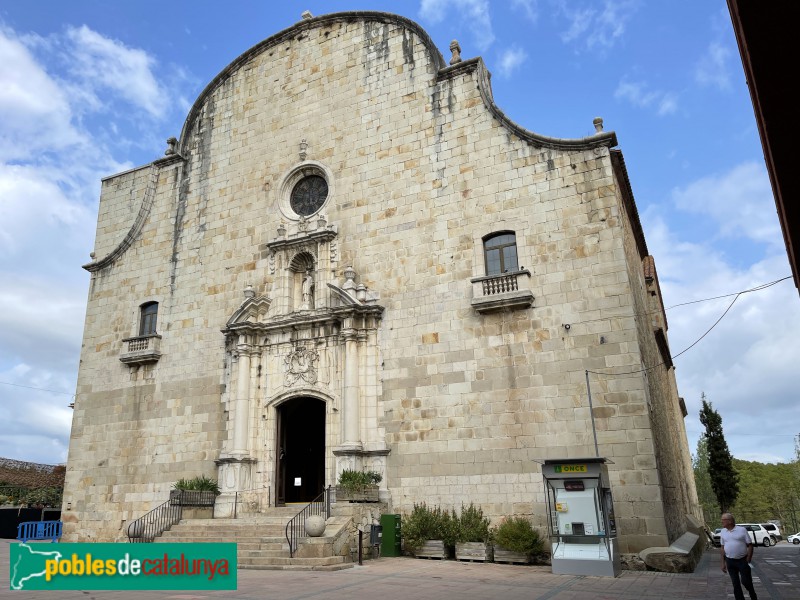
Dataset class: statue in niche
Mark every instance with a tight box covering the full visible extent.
[300,269,314,310]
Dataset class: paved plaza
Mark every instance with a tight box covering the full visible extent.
[2,539,799,599]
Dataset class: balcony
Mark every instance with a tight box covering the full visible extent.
[120,334,162,365]
[470,269,534,314]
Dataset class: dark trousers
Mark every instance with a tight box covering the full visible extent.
[726,556,758,600]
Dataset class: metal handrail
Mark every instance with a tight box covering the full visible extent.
[125,490,215,543]
[285,486,331,558]
[127,497,181,543]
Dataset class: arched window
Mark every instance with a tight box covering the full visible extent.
[483,232,519,276]
[139,302,158,336]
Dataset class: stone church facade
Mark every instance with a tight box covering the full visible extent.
[63,11,700,553]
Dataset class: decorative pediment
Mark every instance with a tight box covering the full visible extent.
[327,283,359,307]
[226,295,272,327]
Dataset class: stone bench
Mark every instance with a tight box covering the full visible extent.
[640,532,701,573]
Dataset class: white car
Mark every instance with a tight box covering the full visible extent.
[788,532,800,545]
[762,522,782,542]
[739,523,775,547]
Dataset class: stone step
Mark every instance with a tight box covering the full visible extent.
[238,555,350,569]
[164,525,286,541]
[154,509,353,571]
[158,538,289,551]
[238,549,294,559]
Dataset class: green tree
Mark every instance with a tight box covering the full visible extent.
[699,394,739,513]
[692,437,720,524]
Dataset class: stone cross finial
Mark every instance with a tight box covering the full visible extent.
[299,138,308,161]
[449,40,462,65]
[593,117,604,133]
[165,137,177,155]
[301,10,313,20]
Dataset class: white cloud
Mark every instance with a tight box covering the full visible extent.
[615,79,678,116]
[670,162,781,247]
[511,0,539,23]
[640,164,799,464]
[418,0,495,52]
[557,0,639,51]
[497,46,528,78]
[0,21,183,464]
[0,26,85,161]
[65,25,166,119]
[695,41,732,91]
[419,0,449,23]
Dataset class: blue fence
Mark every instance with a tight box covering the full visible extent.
[17,520,62,543]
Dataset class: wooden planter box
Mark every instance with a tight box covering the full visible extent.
[334,485,379,503]
[415,539,449,559]
[493,546,531,565]
[455,541,493,562]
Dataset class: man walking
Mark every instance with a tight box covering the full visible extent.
[720,513,758,600]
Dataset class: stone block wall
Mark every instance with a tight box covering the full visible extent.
[63,12,697,551]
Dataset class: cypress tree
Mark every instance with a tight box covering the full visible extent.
[692,437,720,523]
[699,394,739,513]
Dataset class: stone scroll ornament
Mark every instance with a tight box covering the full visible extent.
[284,347,319,386]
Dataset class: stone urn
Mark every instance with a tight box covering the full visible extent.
[305,515,326,537]
[127,520,144,539]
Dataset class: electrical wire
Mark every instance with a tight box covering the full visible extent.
[575,275,791,327]
[0,381,75,397]
[587,275,788,377]
[665,276,791,310]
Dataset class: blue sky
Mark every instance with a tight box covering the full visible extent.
[1,0,797,467]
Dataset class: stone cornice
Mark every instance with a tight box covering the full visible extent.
[177,11,446,155]
[221,304,384,337]
[84,164,160,273]
[610,149,648,259]
[176,11,615,156]
[439,57,618,151]
[265,228,337,253]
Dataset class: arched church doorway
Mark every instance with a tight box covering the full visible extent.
[275,397,326,505]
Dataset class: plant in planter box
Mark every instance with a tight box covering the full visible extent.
[336,469,382,502]
[454,503,492,561]
[171,475,221,506]
[492,516,544,564]
[402,503,457,558]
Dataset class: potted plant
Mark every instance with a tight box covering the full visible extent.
[335,469,381,502]
[170,475,221,506]
[403,503,457,559]
[492,516,544,564]
[455,503,493,562]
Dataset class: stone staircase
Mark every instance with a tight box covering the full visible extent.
[157,506,355,571]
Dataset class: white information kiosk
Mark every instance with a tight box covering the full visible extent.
[542,457,621,577]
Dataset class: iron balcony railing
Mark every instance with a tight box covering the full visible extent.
[285,486,332,558]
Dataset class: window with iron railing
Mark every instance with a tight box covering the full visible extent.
[471,231,534,314]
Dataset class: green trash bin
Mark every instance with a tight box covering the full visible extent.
[380,513,402,557]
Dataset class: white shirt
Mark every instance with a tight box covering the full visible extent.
[720,525,751,559]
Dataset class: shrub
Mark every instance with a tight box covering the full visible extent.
[402,503,459,551]
[455,503,490,543]
[173,475,221,495]
[492,516,544,557]
[337,469,382,493]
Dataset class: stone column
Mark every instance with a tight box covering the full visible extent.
[232,335,252,455]
[341,326,361,450]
